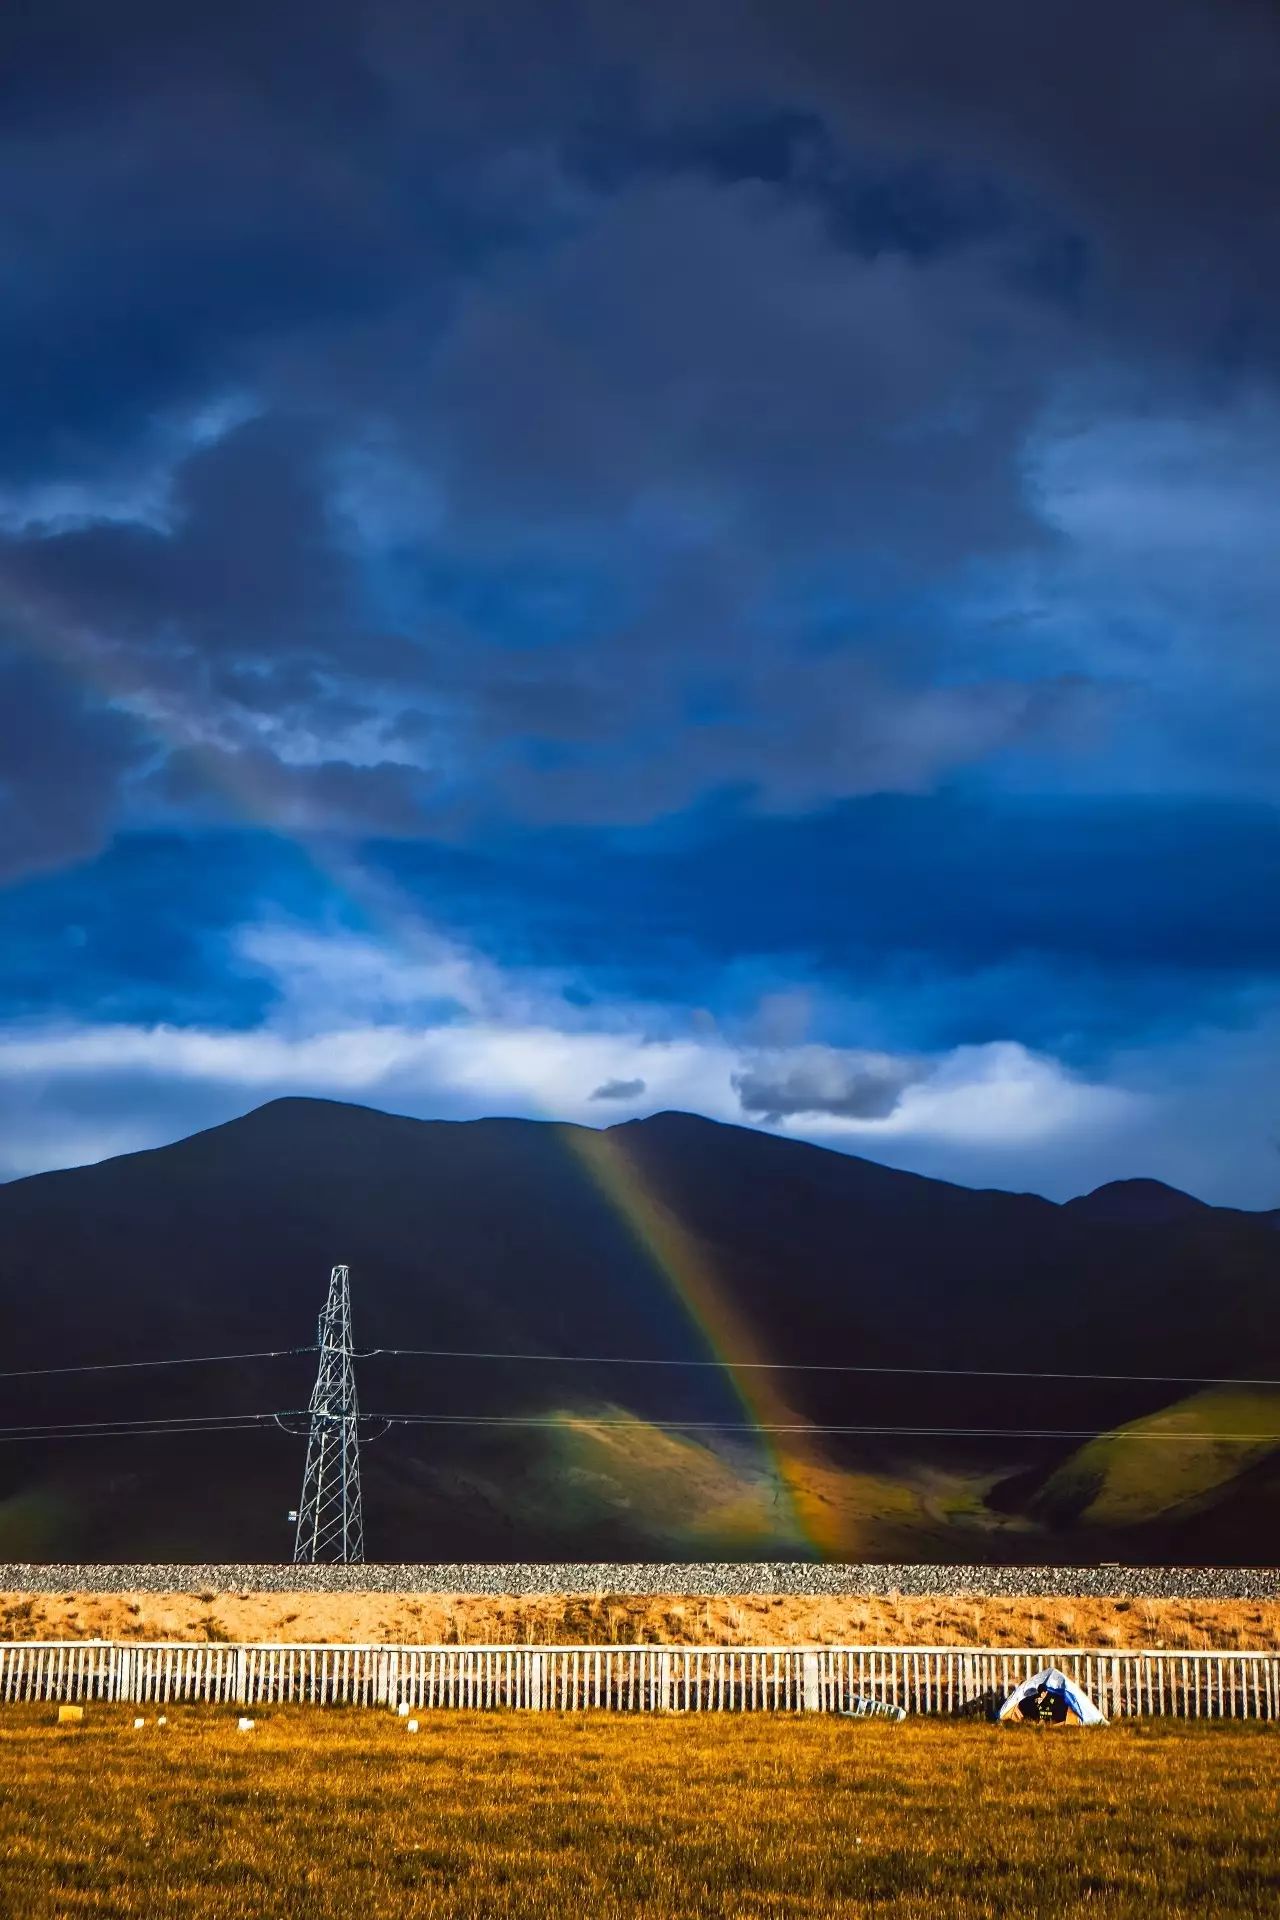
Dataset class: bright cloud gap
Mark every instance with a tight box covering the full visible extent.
[0,921,1137,1193]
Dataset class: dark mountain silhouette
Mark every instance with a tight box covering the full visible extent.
[0,1099,1277,1563]
[1062,1177,1214,1225]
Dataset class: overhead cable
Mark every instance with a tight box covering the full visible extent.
[0,1412,292,1444]
[0,1346,315,1382]
[6,1341,1276,1392]
[370,1412,1280,1442]
[359,1345,1280,1390]
[3,1406,1272,1445]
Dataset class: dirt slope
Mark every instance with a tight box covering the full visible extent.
[4,1589,1278,1649]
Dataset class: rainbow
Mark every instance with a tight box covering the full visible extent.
[565,1125,854,1558]
[7,563,851,1556]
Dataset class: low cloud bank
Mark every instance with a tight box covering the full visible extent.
[0,918,1167,1199]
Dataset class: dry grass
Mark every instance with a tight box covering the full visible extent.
[1,1705,1276,1918]
[3,1588,1280,1649]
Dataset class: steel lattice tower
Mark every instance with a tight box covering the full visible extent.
[293,1263,365,1564]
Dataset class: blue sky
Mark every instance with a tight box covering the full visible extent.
[2,0,1280,1202]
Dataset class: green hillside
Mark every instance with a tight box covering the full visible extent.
[1028,1387,1280,1530]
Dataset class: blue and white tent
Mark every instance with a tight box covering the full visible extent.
[998,1666,1106,1725]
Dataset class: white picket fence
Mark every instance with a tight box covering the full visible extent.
[2,1641,1279,1718]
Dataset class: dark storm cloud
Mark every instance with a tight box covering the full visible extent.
[1,795,1276,1068]
[0,302,1105,835]
[1,0,1278,856]
[3,0,1276,514]
[368,793,1280,1055]
[420,175,1054,556]
[589,1076,647,1102]
[154,745,437,839]
[0,656,149,881]
[0,0,1267,434]
[1,416,350,653]
[588,0,1280,374]
[477,663,1109,827]
[0,2,403,483]
[0,415,446,845]
[733,1048,925,1123]
[627,795,1280,984]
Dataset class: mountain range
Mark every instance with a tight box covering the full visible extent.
[1,1098,1277,1563]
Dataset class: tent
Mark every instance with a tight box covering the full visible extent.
[998,1667,1106,1726]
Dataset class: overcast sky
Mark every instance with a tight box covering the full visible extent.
[2,0,1280,1202]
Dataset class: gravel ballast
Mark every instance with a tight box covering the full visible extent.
[3,1563,1278,1599]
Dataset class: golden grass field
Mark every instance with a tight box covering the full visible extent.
[0,1705,1276,1919]
[3,1587,1279,1649]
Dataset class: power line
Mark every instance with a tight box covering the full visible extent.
[0,1412,288,1445]
[0,1411,292,1434]
[2,1404,1274,1446]
[371,1413,1280,1442]
[3,1340,1276,1393]
[359,1345,1280,1391]
[0,1346,315,1382]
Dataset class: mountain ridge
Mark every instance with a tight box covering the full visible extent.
[8,1093,1270,1219]
[1,1097,1277,1562]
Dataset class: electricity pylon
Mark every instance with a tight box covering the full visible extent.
[293,1263,365,1563]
